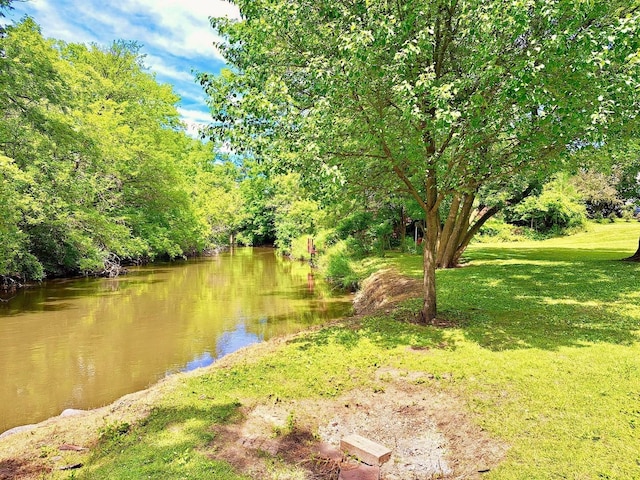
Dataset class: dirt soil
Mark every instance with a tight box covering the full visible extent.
[0,269,507,479]
[211,373,507,479]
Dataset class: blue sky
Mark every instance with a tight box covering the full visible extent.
[7,0,240,134]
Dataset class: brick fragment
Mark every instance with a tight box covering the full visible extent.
[340,434,391,466]
[338,462,380,480]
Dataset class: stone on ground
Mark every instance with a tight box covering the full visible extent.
[341,433,391,465]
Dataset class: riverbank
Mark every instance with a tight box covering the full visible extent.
[0,335,309,479]
[0,300,506,480]
[0,273,507,480]
[0,248,351,435]
[1,222,640,479]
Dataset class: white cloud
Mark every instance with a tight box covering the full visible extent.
[177,107,212,124]
[9,0,235,135]
[16,0,240,61]
[176,89,208,107]
[119,0,240,23]
[11,0,99,44]
[178,107,212,137]
[145,54,195,83]
[116,0,240,60]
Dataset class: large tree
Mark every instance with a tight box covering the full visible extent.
[201,0,640,322]
[1,20,211,281]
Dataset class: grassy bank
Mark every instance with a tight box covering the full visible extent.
[3,221,640,479]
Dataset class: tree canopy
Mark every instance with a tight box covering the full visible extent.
[0,19,215,283]
[201,0,640,322]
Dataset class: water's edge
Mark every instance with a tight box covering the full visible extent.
[0,317,349,440]
[0,249,351,433]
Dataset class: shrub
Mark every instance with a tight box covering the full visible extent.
[509,174,587,233]
[477,217,522,242]
[325,253,359,291]
[571,170,622,219]
[401,238,419,254]
[274,199,323,254]
[319,241,359,291]
[289,229,334,261]
[335,211,374,240]
[333,211,397,258]
[621,205,638,222]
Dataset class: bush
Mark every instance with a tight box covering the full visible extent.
[509,174,587,233]
[335,211,374,240]
[16,252,44,281]
[319,241,359,291]
[401,238,420,254]
[325,253,359,291]
[620,205,635,222]
[372,220,393,255]
[289,229,333,261]
[274,199,323,254]
[477,218,522,242]
[571,170,622,219]
[344,236,369,259]
[333,211,396,258]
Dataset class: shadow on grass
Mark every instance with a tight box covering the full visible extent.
[290,312,455,352]
[441,247,640,351]
[294,246,639,354]
[467,246,635,263]
[81,402,247,480]
[0,458,46,480]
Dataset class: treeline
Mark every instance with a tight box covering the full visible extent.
[0,19,227,284]
[197,0,640,317]
[3,9,639,292]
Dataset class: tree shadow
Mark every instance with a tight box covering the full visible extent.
[289,313,455,352]
[0,458,47,480]
[82,402,246,479]
[442,247,640,351]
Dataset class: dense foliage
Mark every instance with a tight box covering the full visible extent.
[0,19,214,283]
[509,173,587,232]
[4,5,639,299]
[202,0,640,321]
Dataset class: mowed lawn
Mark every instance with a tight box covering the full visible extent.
[379,221,640,478]
[79,222,640,479]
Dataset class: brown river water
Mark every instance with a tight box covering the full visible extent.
[0,248,351,434]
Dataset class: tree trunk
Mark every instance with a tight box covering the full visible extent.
[399,206,406,251]
[437,184,538,269]
[435,193,461,267]
[623,236,640,262]
[420,208,438,324]
[419,170,439,324]
[438,193,475,268]
[451,204,500,265]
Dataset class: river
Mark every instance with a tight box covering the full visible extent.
[0,248,351,434]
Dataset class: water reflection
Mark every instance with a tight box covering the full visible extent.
[183,352,214,372]
[0,248,351,434]
[215,323,262,362]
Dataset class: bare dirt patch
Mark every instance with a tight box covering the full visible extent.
[204,265,493,480]
[0,458,47,480]
[210,372,507,479]
[0,350,506,480]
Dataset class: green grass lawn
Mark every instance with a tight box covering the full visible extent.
[78,221,640,479]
